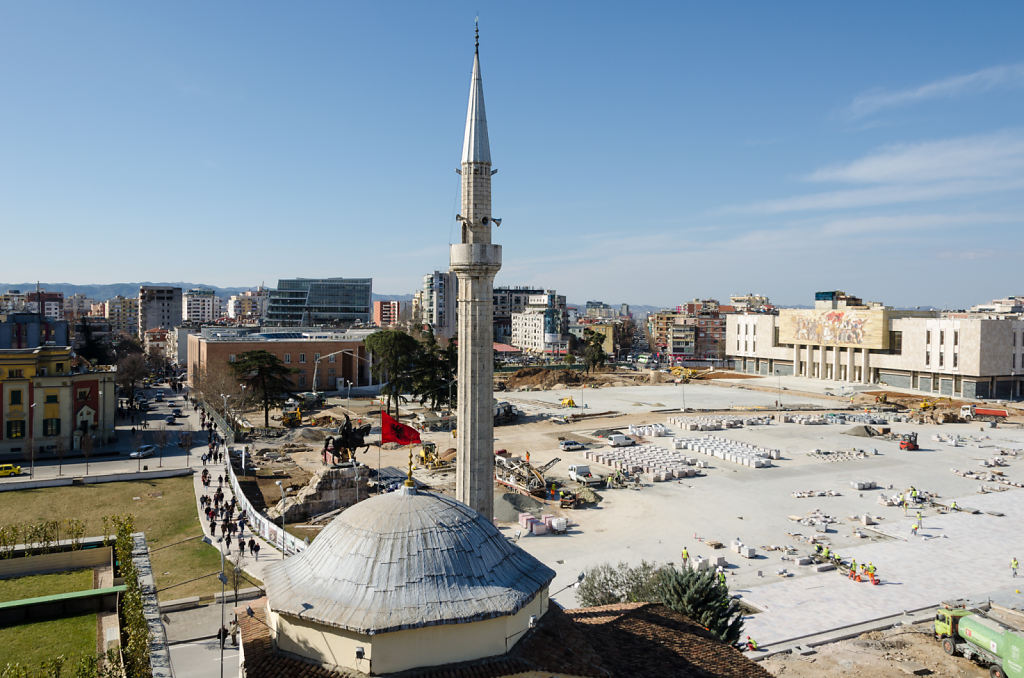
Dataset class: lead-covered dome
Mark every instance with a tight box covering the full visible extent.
[263,486,555,635]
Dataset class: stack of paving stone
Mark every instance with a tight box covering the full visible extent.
[584,445,703,481]
[666,415,773,431]
[628,423,667,437]
[671,435,780,468]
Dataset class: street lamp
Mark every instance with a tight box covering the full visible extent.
[275,479,287,551]
[28,402,36,479]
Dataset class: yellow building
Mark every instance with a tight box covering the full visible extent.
[0,347,115,460]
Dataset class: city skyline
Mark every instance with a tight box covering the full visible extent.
[2,3,1022,307]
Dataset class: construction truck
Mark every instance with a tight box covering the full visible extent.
[494,401,521,424]
[281,408,302,427]
[935,603,1024,677]
[568,464,605,488]
[899,433,919,451]
[961,404,1010,422]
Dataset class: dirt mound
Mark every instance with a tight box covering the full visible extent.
[280,427,329,443]
[493,492,544,522]
[575,486,603,505]
[846,425,877,438]
[505,367,587,389]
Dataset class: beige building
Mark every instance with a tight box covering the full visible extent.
[727,291,1024,399]
[0,346,116,459]
[103,296,138,336]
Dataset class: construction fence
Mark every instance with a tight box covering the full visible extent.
[225,449,307,557]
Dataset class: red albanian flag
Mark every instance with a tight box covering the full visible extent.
[381,410,421,445]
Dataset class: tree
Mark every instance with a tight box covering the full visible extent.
[657,566,744,644]
[77,323,113,365]
[230,350,294,428]
[116,354,148,395]
[563,353,577,366]
[364,330,420,416]
[577,561,665,608]
[582,329,608,374]
[411,331,457,411]
[576,562,743,645]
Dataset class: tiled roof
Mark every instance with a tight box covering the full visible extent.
[238,599,769,678]
[564,602,773,678]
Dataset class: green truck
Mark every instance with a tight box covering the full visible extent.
[935,604,1024,678]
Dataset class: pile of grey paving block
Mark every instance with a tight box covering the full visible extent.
[666,415,773,430]
[584,445,704,481]
[671,435,781,468]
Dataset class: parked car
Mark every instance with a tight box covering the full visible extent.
[171,408,182,417]
[130,445,156,459]
[154,393,164,402]
[559,440,586,451]
[165,415,177,424]
[0,463,22,477]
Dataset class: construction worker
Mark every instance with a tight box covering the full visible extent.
[850,559,857,574]
[745,636,759,651]
[911,523,919,536]
[718,571,727,586]
[950,500,958,511]
[1012,557,1019,578]
[681,547,690,568]
[911,487,918,503]
[916,510,923,527]
[822,546,830,559]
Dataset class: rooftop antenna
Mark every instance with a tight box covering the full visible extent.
[475,16,479,53]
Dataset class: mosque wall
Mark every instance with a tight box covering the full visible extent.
[270,588,549,675]
[370,588,549,674]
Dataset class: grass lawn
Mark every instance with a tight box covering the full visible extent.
[0,569,94,603]
[0,477,257,601]
[0,612,96,665]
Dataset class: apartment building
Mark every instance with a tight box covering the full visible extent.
[138,286,183,335]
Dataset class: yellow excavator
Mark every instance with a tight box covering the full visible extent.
[419,442,456,469]
[281,408,302,427]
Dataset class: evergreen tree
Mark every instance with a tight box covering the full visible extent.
[657,566,744,643]
[230,350,294,428]
[364,330,420,416]
[582,328,608,374]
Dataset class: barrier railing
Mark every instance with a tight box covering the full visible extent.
[225,451,307,557]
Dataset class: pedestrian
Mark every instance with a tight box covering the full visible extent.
[254,542,260,560]
[218,475,223,488]
[1013,557,1019,578]
[210,520,217,536]
[225,534,232,552]
[217,626,228,649]
[248,538,256,556]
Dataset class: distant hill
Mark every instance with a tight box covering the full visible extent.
[0,283,417,302]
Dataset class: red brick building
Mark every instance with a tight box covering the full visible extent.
[188,329,377,393]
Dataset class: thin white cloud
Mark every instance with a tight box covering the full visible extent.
[727,177,1024,215]
[847,63,1024,119]
[719,131,1024,215]
[807,132,1024,184]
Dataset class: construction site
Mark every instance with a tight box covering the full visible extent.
[228,367,1024,677]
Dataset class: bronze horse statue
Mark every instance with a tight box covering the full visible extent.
[322,415,372,465]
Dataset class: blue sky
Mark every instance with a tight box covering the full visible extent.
[1,2,1022,308]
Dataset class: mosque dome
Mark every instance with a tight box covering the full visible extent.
[263,486,556,636]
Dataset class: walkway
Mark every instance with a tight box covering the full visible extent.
[189,453,283,585]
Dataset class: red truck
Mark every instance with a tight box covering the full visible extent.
[960,405,1009,422]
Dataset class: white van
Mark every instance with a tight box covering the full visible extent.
[607,434,635,447]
